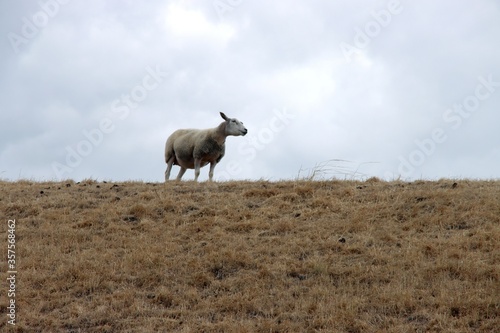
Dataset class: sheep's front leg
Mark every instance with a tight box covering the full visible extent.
[194,159,202,182]
[208,162,217,181]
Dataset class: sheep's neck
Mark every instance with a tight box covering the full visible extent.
[211,122,227,145]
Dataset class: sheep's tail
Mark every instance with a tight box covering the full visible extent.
[165,137,174,164]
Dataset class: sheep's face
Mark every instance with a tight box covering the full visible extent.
[226,118,248,136]
[221,112,248,136]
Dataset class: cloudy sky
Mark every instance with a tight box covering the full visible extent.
[1,0,499,182]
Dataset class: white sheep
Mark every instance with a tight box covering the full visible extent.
[165,112,248,181]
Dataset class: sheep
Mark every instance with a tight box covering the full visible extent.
[165,112,248,182]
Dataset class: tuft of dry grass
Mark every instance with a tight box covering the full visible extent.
[0,179,499,332]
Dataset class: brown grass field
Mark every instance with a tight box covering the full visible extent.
[1,179,499,332]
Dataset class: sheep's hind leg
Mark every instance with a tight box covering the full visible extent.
[165,156,175,181]
[176,167,187,181]
[194,159,202,182]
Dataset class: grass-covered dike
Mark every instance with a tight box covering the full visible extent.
[1,179,499,332]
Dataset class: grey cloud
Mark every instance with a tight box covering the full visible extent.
[1,0,499,181]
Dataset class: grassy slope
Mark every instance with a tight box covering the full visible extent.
[0,179,499,332]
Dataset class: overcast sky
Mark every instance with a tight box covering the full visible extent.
[1,0,499,182]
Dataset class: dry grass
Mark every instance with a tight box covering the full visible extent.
[0,179,499,332]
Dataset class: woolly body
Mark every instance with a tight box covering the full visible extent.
[165,113,247,181]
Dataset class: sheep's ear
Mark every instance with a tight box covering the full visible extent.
[220,112,229,121]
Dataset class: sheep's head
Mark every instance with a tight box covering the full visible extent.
[220,112,248,136]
